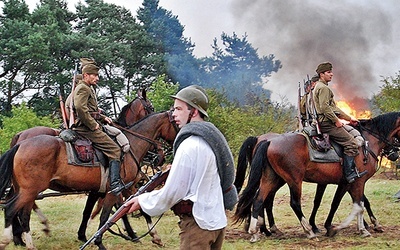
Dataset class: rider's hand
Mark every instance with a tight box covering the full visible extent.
[104,117,112,124]
[335,120,343,128]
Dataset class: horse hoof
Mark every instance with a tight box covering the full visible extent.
[327,226,338,237]
[249,233,261,243]
[270,225,284,236]
[78,235,87,243]
[360,229,371,237]
[374,226,384,233]
[151,238,164,246]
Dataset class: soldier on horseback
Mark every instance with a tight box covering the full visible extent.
[71,61,127,195]
[312,62,367,183]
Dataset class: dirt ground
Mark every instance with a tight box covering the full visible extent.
[224,171,400,249]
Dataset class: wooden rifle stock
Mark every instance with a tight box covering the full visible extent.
[58,88,68,129]
[68,63,78,128]
[80,168,170,250]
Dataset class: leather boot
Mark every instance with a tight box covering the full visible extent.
[108,160,125,195]
[342,155,368,183]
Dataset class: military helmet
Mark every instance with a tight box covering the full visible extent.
[171,85,209,118]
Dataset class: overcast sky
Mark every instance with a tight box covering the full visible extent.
[19,0,400,108]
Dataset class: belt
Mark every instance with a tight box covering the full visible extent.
[171,200,193,217]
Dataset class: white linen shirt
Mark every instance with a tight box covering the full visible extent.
[138,135,227,230]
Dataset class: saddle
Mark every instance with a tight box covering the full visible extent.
[301,124,364,163]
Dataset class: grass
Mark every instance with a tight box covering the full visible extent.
[1,175,399,249]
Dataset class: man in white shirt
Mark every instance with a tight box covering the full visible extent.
[125,85,236,249]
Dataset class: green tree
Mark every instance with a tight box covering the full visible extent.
[201,32,282,105]
[75,0,156,117]
[137,0,202,87]
[0,103,58,153]
[145,75,179,112]
[0,0,75,115]
[373,72,400,113]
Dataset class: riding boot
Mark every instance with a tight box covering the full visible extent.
[342,155,368,184]
[108,160,125,195]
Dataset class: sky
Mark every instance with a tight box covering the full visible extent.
[21,0,400,109]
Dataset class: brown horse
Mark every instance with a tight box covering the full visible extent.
[234,112,400,240]
[234,132,390,242]
[7,89,156,245]
[0,111,178,250]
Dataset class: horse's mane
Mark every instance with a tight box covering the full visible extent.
[126,111,165,129]
[359,112,400,138]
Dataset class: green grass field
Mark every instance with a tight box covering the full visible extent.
[1,174,399,249]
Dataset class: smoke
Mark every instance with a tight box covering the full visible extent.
[230,0,399,110]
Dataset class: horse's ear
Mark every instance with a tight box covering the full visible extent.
[137,89,143,98]
[142,89,147,100]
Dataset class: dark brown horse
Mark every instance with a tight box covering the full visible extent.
[7,89,156,245]
[234,112,400,240]
[234,133,388,242]
[0,111,177,250]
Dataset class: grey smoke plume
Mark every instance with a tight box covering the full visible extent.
[231,0,399,110]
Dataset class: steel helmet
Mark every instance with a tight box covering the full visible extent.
[171,85,209,118]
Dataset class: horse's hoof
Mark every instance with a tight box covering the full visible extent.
[312,227,321,234]
[13,236,25,246]
[327,226,338,237]
[270,225,284,236]
[151,238,164,246]
[78,235,87,243]
[249,233,261,243]
[360,229,371,237]
[260,225,272,236]
[374,225,384,233]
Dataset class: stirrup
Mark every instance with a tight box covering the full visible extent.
[108,181,134,195]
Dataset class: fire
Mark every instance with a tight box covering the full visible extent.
[336,101,371,119]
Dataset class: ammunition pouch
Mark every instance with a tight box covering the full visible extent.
[74,139,94,163]
[303,125,318,137]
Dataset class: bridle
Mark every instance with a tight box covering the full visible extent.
[135,96,154,116]
[357,123,400,163]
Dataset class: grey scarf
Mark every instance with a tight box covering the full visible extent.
[173,121,238,210]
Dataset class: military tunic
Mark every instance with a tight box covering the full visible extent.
[312,80,359,156]
[72,80,120,160]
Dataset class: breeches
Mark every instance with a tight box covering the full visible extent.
[178,215,225,250]
[73,126,121,160]
[319,122,359,156]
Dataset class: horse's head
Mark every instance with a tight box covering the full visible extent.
[359,112,400,157]
[158,110,179,145]
[115,90,154,127]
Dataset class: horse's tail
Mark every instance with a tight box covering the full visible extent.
[0,144,20,196]
[233,140,270,224]
[234,136,258,193]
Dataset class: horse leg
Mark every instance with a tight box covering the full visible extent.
[78,192,102,242]
[288,185,316,239]
[309,184,327,234]
[363,194,384,232]
[264,179,285,236]
[32,202,50,235]
[18,206,36,250]
[94,195,119,250]
[142,212,163,246]
[323,184,348,235]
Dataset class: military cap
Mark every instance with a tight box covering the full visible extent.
[80,58,96,68]
[311,74,319,82]
[316,62,332,74]
[82,64,99,75]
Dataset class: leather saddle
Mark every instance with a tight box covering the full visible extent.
[59,129,106,167]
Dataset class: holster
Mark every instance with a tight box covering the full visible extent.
[171,200,193,216]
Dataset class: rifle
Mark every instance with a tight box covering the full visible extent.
[68,63,79,128]
[58,88,68,129]
[308,75,322,135]
[297,82,303,131]
[80,168,170,250]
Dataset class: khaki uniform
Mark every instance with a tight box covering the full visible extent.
[312,80,359,156]
[72,80,120,160]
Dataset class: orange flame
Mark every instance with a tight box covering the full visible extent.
[336,101,371,119]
